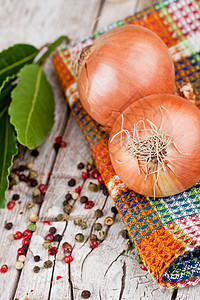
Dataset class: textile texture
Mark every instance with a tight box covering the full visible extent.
[52,0,200,289]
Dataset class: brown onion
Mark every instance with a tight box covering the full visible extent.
[109,94,200,197]
[78,24,176,128]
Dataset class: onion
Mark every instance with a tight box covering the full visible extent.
[77,24,176,128]
[109,94,200,197]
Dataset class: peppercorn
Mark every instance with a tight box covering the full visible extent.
[48,246,58,256]
[19,174,28,182]
[18,255,26,262]
[94,209,103,218]
[17,247,25,256]
[111,206,118,214]
[72,192,79,200]
[81,290,91,299]
[65,193,72,201]
[105,216,114,226]
[90,239,98,248]
[22,238,30,245]
[13,175,20,185]
[27,162,34,169]
[26,201,34,209]
[45,234,54,242]
[43,241,52,249]
[63,204,72,214]
[34,195,43,204]
[56,214,65,221]
[94,223,102,231]
[30,178,38,187]
[81,221,87,230]
[86,163,93,172]
[75,233,84,243]
[80,196,88,203]
[23,229,32,239]
[64,255,74,264]
[63,242,73,253]
[31,149,39,157]
[4,222,13,230]
[29,214,38,223]
[68,178,76,187]
[99,183,105,190]
[0,264,8,273]
[77,162,85,169]
[7,201,16,210]
[49,227,57,234]
[82,171,89,179]
[32,188,41,197]
[19,165,26,172]
[14,231,23,240]
[28,223,37,232]
[85,201,94,209]
[74,217,82,226]
[34,255,40,262]
[90,234,97,241]
[29,170,38,179]
[12,194,20,201]
[123,243,131,252]
[33,266,40,273]
[103,187,109,196]
[43,260,53,268]
[15,261,24,270]
[97,230,106,241]
[54,234,62,242]
[57,253,64,261]
[75,186,82,194]
[88,157,95,166]
[91,169,99,179]
[88,182,98,192]
[9,234,15,240]
[62,200,68,206]
[121,229,129,239]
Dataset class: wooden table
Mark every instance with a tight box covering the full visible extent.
[0,0,198,299]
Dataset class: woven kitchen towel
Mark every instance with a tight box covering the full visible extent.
[52,0,200,289]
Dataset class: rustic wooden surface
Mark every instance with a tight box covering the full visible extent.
[0,0,197,299]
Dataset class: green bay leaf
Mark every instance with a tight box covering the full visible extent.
[0,44,38,86]
[9,64,55,149]
[0,108,18,208]
[0,75,16,112]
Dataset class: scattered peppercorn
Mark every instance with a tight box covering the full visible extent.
[94,209,103,218]
[62,200,68,206]
[43,241,52,249]
[29,170,38,179]
[18,255,26,262]
[97,230,106,241]
[32,188,41,197]
[23,229,32,239]
[14,231,23,240]
[75,233,84,243]
[38,184,48,195]
[12,194,20,201]
[19,174,28,182]
[54,234,62,242]
[0,264,8,273]
[31,149,39,157]
[105,216,114,226]
[17,247,25,256]
[94,223,102,231]
[90,239,98,249]
[57,253,64,261]
[85,201,95,209]
[60,141,67,147]
[63,204,72,215]
[77,162,85,169]
[48,246,58,256]
[72,192,79,200]
[68,178,76,187]
[63,242,73,253]
[140,264,147,271]
[65,193,72,201]
[97,175,103,184]
[88,182,98,192]
[90,234,97,241]
[29,214,38,223]
[15,261,24,270]
[34,255,40,262]
[55,136,62,143]
[9,234,15,240]
[75,186,82,194]
[49,227,57,234]
[19,165,26,172]
[43,260,53,268]
[33,266,40,273]
[4,222,13,230]
[28,223,37,232]
[26,201,34,209]
[80,196,88,203]
[64,255,73,264]
[121,229,129,239]
[81,221,87,230]
[82,171,89,179]
[22,238,30,245]
[74,217,82,226]
[45,234,54,242]
[91,169,99,179]
[88,157,95,166]
[56,214,65,221]
[103,186,109,196]
[111,206,118,214]
[27,162,34,170]
[34,195,44,204]
[30,178,38,187]
[7,201,16,210]
[81,290,91,299]
[86,163,93,172]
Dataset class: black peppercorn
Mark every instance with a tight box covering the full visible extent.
[12,194,20,201]
[4,222,13,230]
[103,187,109,196]
[80,196,88,203]
[30,178,38,187]
[35,195,44,204]
[81,290,91,299]
[68,178,76,187]
[54,234,62,242]
[31,149,39,157]
[63,200,68,206]
[19,165,26,172]
[99,183,106,190]
[111,206,118,214]
[65,193,72,201]
[19,174,28,182]
[34,255,40,262]
[77,162,85,169]
[49,227,57,234]
[33,266,40,273]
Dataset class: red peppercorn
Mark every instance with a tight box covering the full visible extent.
[0,264,8,273]
[45,234,54,242]
[23,229,32,239]
[81,171,89,179]
[97,175,103,184]
[55,136,62,143]
[7,201,16,210]
[90,239,98,248]
[38,184,48,195]
[75,186,82,194]
[140,264,147,271]
[14,231,23,240]
[91,169,100,179]
[60,141,67,147]
[48,246,58,256]
[17,247,25,256]
[63,242,73,253]
[64,255,74,264]
[85,201,95,209]
[22,238,30,245]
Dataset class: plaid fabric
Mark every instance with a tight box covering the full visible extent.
[52,0,200,288]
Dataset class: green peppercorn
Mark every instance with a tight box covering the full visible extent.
[75,233,84,243]
[33,266,40,273]
[90,234,97,241]
[43,260,53,268]
[13,175,20,185]
[63,204,72,214]
[29,170,38,179]
[56,214,64,221]
[43,241,52,249]
[94,209,103,218]
[74,217,82,226]
[88,182,98,192]
[121,229,129,239]
[32,188,41,197]
[94,223,102,231]
[28,223,37,232]
[97,230,106,241]
[80,221,87,230]
[105,216,114,226]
